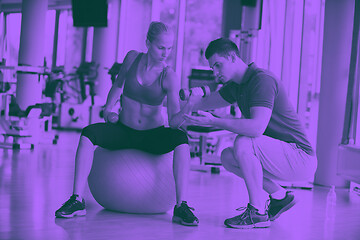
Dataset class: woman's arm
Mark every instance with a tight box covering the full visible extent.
[103,51,138,119]
[187,90,231,112]
[162,69,183,128]
[163,69,232,128]
[169,89,231,127]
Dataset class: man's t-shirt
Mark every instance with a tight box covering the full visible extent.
[219,63,314,155]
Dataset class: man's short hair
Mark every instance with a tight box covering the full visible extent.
[205,38,241,60]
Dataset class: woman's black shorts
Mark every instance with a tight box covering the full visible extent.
[81,121,188,155]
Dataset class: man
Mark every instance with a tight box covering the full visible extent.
[183,38,317,229]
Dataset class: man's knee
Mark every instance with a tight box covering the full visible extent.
[233,136,254,155]
[221,147,245,178]
[220,147,234,169]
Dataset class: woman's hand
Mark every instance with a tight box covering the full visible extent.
[103,110,119,123]
[184,110,218,127]
[186,90,203,109]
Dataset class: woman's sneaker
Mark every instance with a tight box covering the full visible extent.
[172,201,199,226]
[55,194,86,218]
[268,191,297,221]
[224,203,270,229]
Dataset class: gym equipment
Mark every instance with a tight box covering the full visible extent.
[179,86,211,101]
[45,62,99,129]
[88,148,176,214]
[104,112,119,123]
[188,68,217,91]
[0,100,56,149]
[108,62,122,85]
[59,103,90,129]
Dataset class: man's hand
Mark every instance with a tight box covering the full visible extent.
[184,110,218,127]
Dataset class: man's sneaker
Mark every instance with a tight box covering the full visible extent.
[224,203,270,229]
[55,194,86,218]
[172,201,199,226]
[268,191,297,221]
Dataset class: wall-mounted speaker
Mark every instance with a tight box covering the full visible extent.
[72,0,108,27]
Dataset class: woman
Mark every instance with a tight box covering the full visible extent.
[55,22,199,226]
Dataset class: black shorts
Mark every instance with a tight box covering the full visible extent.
[81,121,188,155]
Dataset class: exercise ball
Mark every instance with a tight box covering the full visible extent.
[88,148,176,214]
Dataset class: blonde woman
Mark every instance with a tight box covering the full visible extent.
[55,22,199,226]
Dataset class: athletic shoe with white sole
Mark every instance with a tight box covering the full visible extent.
[268,191,297,221]
[55,194,86,218]
[224,203,270,229]
[172,201,199,226]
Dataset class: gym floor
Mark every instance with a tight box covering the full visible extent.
[0,131,359,240]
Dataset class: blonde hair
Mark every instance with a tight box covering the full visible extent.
[146,21,170,43]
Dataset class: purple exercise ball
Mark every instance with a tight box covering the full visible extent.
[88,148,176,214]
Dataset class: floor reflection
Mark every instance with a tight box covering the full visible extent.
[0,132,360,240]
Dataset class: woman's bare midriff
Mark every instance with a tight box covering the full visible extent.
[119,95,164,130]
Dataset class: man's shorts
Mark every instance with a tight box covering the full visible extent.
[250,135,317,182]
